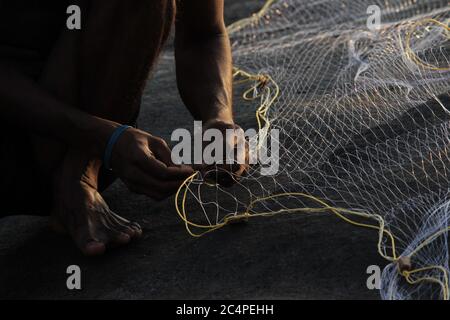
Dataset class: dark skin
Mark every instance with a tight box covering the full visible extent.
[0,0,247,256]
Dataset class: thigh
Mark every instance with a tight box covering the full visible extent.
[77,0,175,121]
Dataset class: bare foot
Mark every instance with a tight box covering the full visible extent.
[51,180,142,256]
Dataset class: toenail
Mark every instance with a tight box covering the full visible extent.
[118,233,131,243]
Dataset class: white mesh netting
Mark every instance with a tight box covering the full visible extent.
[175,0,450,299]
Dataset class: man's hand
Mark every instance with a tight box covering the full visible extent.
[199,119,249,187]
[111,128,194,200]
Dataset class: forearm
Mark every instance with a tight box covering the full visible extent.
[0,64,118,158]
[175,32,234,124]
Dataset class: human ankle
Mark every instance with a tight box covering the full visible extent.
[56,150,101,190]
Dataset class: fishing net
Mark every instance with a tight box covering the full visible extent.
[175,0,450,299]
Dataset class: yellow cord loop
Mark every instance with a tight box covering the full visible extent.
[404,18,450,71]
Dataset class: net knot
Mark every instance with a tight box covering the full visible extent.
[225,213,250,224]
[256,74,270,88]
[397,256,413,275]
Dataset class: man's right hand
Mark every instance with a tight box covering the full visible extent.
[110,128,194,200]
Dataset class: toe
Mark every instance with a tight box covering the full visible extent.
[82,241,106,256]
[73,228,106,256]
[110,214,142,239]
[119,225,136,238]
[130,222,143,238]
[111,232,131,245]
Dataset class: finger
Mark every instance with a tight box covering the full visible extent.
[223,137,248,167]
[124,162,188,192]
[150,137,195,174]
[238,140,250,166]
[138,152,194,180]
[234,164,249,179]
[149,137,175,166]
[123,168,185,199]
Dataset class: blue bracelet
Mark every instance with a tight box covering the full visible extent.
[103,125,132,171]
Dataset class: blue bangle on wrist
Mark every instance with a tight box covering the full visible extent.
[103,125,132,171]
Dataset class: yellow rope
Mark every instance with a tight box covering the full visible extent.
[401,265,449,300]
[173,1,450,299]
[227,0,277,34]
[404,18,450,71]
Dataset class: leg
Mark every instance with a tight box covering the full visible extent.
[32,0,175,255]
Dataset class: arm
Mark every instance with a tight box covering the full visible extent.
[0,63,117,157]
[175,0,233,125]
[175,1,248,182]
